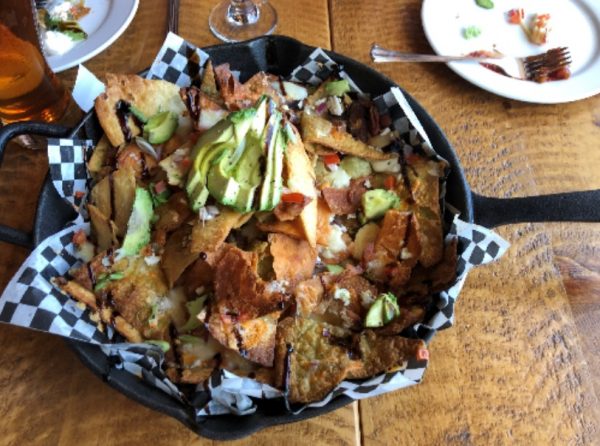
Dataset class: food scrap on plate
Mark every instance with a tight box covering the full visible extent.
[56,60,457,403]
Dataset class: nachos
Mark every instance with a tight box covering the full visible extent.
[56,60,456,404]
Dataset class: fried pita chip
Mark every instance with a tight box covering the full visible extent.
[284,125,317,247]
[88,204,117,251]
[346,331,425,379]
[214,63,253,110]
[206,310,280,367]
[200,59,219,99]
[112,166,136,237]
[274,317,356,403]
[161,224,199,287]
[375,209,411,258]
[269,233,316,283]
[87,135,111,179]
[257,218,305,240]
[95,74,191,147]
[190,207,243,254]
[294,277,324,317]
[316,197,332,246]
[90,175,111,218]
[301,113,395,160]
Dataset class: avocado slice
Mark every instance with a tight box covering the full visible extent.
[120,187,153,257]
[364,292,400,328]
[325,79,350,97]
[185,109,257,211]
[143,111,178,144]
[258,111,284,211]
[361,189,400,221]
[205,97,269,212]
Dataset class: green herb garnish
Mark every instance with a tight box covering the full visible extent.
[475,0,494,9]
[463,26,482,39]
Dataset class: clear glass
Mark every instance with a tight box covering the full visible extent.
[209,0,277,43]
[0,0,70,123]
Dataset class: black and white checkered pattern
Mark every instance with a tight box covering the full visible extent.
[147,32,209,87]
[0,35,510,418]
[48,139,92,212]
[288,48,361,93]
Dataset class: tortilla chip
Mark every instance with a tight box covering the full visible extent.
[206,310,280,367]
[87,135,111,178]
[257,218,305,240]
[294,277,324,317]
[284,126,318,247]
[316,197,332,245]
[274,317,356,403]
[375,210,411,258]
[161,224,199,287]
[346,331,425,379]
[90,175,111,218]
[213,244,282,321]
[375,305,426,336]
[301,113,394,160]
[200,59,219,99]
[190,207,243,254]
[269,233,316,283]
[94,74,190,147]
[88,204,117,250]
[112,166,136,237]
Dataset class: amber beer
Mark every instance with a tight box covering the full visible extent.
[0,0,69,123]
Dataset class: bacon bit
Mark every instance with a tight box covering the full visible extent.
[154,180,167,194]
[72,229,87,247]
[362,242,375,265]
[281,192,306,204]
[384,175,396,190]
[416,348,429,361]
[323,153,341,166]
[405,153,421,165]
[507,8,524,25]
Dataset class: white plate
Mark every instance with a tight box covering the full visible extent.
[421,0,600,103]
[46,0,139,73]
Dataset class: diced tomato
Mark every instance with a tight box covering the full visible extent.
[405,153,420,164]
[74,190,85,199]
[384,175,396,190]
[281,192,306,204]
[72,229,87,246]
[154,180,167,194]
[323,153,341,166]
[507,8,524,24]
[416,348,429,361]
[179,157,192,169]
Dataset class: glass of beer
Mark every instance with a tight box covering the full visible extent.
[0,0,70,123]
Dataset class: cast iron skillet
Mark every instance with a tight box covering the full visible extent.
[1,36,600,440]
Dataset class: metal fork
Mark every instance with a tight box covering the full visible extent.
[371,44,571,81]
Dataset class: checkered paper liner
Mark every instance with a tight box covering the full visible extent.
[0,35,509,418]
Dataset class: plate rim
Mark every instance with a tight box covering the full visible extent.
[421,0,600,103]
[46,0,140,73]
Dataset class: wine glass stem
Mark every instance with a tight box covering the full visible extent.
[228,0,259,25]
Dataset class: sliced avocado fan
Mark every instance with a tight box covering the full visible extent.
[120,187,153,257]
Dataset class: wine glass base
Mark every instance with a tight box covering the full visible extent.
[209,1,277,43]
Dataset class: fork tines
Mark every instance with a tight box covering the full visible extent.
[524,47,572,81]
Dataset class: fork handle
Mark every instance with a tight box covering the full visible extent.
[371,45,486,63]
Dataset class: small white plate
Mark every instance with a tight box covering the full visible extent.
[421,0,600,103]
[46,0,139,73]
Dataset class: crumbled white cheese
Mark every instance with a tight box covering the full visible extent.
[371,156,401,173]
[266,280,289,294]
[360,290,375,308]
[333,287,351,306]
[364,179,372,188]
[347,213,356,219]
[198,205,220,221]
[327,163,339,172]
[144,255,161,266]
[327,166,351,188]
[101,255,112,267]
[76,241,95,263]
[400,248,413,260]
[48,1,73,20]
[320,224,347,259]
[327,96,344,116]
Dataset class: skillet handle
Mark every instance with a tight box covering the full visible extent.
[0,122,71,249]
[472,190,600,228]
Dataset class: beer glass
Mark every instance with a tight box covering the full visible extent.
[0,0,70,123]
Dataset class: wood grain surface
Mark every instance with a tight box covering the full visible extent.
[1,0,600,444]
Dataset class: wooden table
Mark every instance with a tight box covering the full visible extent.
[1,0,599,444]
